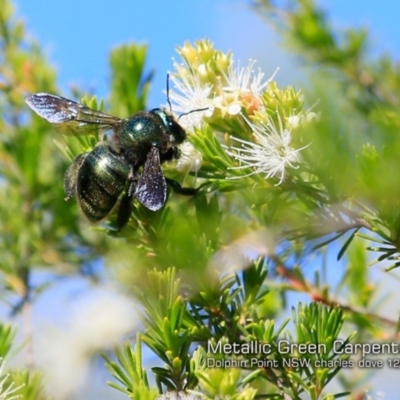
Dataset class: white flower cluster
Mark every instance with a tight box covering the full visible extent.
[169,50,314,184]
[168,59,275,131]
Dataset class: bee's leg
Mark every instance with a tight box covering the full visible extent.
[164,147,208,196]
[117,192,133,229]
[165,177,199,196]
[160,146,180,163]
[117,168,137,229]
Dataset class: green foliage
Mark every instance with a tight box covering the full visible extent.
[6,370,47,400]
[255,0,400,268]
[0,324,15,359]
[108,267,355,399]
[109,43,152,117]
[0,322,46,400]
[137,268,200,391]
[0,0,108,306]
[105,337,158,400]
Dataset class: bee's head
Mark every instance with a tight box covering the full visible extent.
[150,108,187,145]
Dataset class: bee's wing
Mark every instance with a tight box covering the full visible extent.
[134,147,167,211]
[25,93,122,135]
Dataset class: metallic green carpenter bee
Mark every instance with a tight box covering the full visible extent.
[25,93,199,229]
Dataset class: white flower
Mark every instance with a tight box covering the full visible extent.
[365,390,385,400]
[287,111,320,129]
[176,142,202,173]
[167,66,214,131]
[0,360,23,400]
[225,114,306,184]
[157,391,203,400]
[215,61,278,116]
[222,59,276,96]
[225,102,242,116]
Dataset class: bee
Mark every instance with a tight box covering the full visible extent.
[25,92,199,229]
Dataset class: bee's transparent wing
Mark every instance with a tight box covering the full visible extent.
[25,93,122,135]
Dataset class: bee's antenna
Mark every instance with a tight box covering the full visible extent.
[166,73,209,119]
[178,107,209,121]
[166,73,172,113]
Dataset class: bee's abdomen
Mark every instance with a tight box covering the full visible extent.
[74,144,130,221]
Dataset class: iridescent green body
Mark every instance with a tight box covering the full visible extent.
[115,110,185,165]
[64,109,186,224]
[64,143,130,221]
